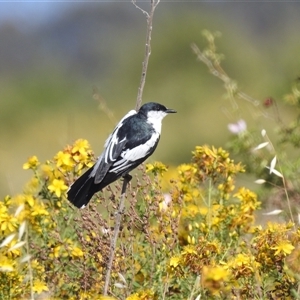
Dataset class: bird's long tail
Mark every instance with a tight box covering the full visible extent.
[67,167,99,208]
[67,166,123,208]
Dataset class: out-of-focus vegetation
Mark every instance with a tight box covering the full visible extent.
[1,2,300,195]
[2,2,300,297]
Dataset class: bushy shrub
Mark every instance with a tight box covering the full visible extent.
[1,140,299,299]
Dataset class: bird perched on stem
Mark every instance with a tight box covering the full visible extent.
[67,102,176,208]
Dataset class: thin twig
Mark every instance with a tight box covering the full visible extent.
[103,1,160,294]
[103,174,132,295]
[92,87,116,124]
[132,0,160,111]
[191,43,261,107]
[191,42,285,123]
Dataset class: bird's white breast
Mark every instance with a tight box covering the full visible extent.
[146,110,167,134]
[123,110,166,161]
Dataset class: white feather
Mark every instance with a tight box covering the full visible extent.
[90,110,136,178]
[146,110,167,133]
[109,131,159,174]
[123,132,159,161]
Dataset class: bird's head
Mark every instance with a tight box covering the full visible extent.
[139,102,177,122]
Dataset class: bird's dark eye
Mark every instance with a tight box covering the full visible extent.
[155,104,163,111]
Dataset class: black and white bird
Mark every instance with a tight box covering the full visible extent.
[67,102,176,208]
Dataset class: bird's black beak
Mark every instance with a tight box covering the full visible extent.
[166,108,177,114]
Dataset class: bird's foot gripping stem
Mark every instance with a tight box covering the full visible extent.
[121,174,132,194]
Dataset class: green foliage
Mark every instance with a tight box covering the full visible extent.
[1,140,300,299]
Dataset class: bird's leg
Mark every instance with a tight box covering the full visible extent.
[121,173,132,194]
[103,173,132,295]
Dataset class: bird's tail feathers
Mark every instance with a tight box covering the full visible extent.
[67,168,95,208]
[67,167,126,208]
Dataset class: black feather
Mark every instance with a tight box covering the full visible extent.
[67,165,119,208]
[67,168,95,208]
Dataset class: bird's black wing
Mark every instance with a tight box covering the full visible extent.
[106,116,160,177]
[93,110,136,184]
[67,110,137,208]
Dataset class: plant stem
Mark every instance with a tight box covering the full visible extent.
[103,174,132,295]
[132,0,160,111]
[25,224,34,300]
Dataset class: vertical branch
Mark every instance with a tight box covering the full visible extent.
[132,0,160,111]
[103,1,160,294]
[103,174,132,295]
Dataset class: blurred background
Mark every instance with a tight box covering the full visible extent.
[1,1,300,196]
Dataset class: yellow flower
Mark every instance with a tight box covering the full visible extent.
[73,151,93,170]
[31,259,45,273]
[40,163,54,181]
[72,139,90,155]
[0,203,8,220]
[49,245,61,259]
[23,177,40,194]
[182,245,197,255]
[234,253,251,266]
[33,279,48,293]
[125,290,154,300]
[201,265,230,296]
[70,246,84,258]
[178,163,197,183]
[226,253,260,278]
[234,187,260,212]
[169,255,181,268]
[145,163,154,172]
[31,203,49,217]
[202,265,230,281]
[55,151,74,169]
[24,195,35,207]
[23,156,40,170]
[145,161,168,175]
[6,239,23,258]
[126,294,140,300]
[0,214,18,233]
[0,256,14,272]
[182,203,201,218]
[272,240,295,256]
[48,179,68,198]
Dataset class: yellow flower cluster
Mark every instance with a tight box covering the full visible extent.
[146,161,168,176]
[192,145,245,199]
[253,222,296,265]
[162,146,298,298]
[0,197,49,298]
[0,139,95,299]
[126,289,155,300]
[1,142,299,299]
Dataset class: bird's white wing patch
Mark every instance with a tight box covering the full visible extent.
[91,109,136,183]
[109,132,160,174]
